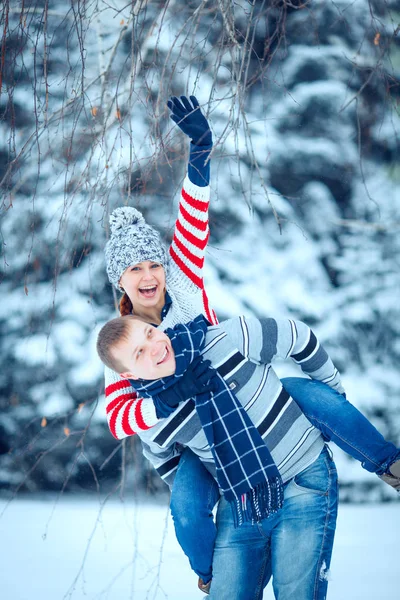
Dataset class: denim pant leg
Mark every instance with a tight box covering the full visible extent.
[270,447,338,600]
[170,448,220,582]
[210,498,274,600]
[210,448,337,600]
[282,377,400,475]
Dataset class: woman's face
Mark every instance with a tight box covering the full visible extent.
[119,261,166,311]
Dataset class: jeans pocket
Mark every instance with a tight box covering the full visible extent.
[292,449,332,496]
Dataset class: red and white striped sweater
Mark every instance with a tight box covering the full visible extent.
[104,174,218,440]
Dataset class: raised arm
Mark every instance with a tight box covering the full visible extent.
[223,315,345,393]
[169,144,211,290]
[167,97,213,293]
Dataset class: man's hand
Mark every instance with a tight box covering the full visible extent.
[167,95,212,146]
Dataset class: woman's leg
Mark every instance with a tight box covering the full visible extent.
[282,377,400,475]
[170,448,220,583]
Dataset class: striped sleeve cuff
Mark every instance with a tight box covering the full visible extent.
[105,379,160,439]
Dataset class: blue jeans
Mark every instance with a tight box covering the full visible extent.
[281,378,400,475]
[170,448,219,583]
[170,378,400,584]
[210,447,338,600]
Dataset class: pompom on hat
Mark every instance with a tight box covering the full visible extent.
[105,206,168,291]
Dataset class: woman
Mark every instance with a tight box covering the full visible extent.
[103,95,400,594]
[104,95,217,441]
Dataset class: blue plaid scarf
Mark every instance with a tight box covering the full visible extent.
[132,315,284,526]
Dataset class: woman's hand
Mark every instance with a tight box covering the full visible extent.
[152,357,217,418]
[167,95,212,146]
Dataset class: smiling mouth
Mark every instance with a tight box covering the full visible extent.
[139,285,157,298]
[157,346,169,365]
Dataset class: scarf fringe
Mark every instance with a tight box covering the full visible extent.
[231,478,284,528]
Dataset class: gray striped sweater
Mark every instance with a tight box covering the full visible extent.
[137,315,344,487]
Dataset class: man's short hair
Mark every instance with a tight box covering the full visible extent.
[96,314,146,373]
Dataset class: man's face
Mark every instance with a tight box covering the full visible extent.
[114,319,176,380]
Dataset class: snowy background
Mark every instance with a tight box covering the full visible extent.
[0,0,400,597]
[1,496,399,600]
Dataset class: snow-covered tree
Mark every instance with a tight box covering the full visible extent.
[0,0,399,500]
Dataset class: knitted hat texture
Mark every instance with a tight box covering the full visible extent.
[105,206,168,290]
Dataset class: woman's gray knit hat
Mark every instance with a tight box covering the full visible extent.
[105,207,168,291]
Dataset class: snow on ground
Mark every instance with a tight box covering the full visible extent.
[1,495,398,600]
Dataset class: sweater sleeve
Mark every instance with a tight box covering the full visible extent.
[104,366,160,439]
[224,316,344,394]
[169,143,212,292]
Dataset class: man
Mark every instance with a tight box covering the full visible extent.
[97,313,340,599]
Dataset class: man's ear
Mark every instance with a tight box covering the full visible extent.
[120,371,138,380]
